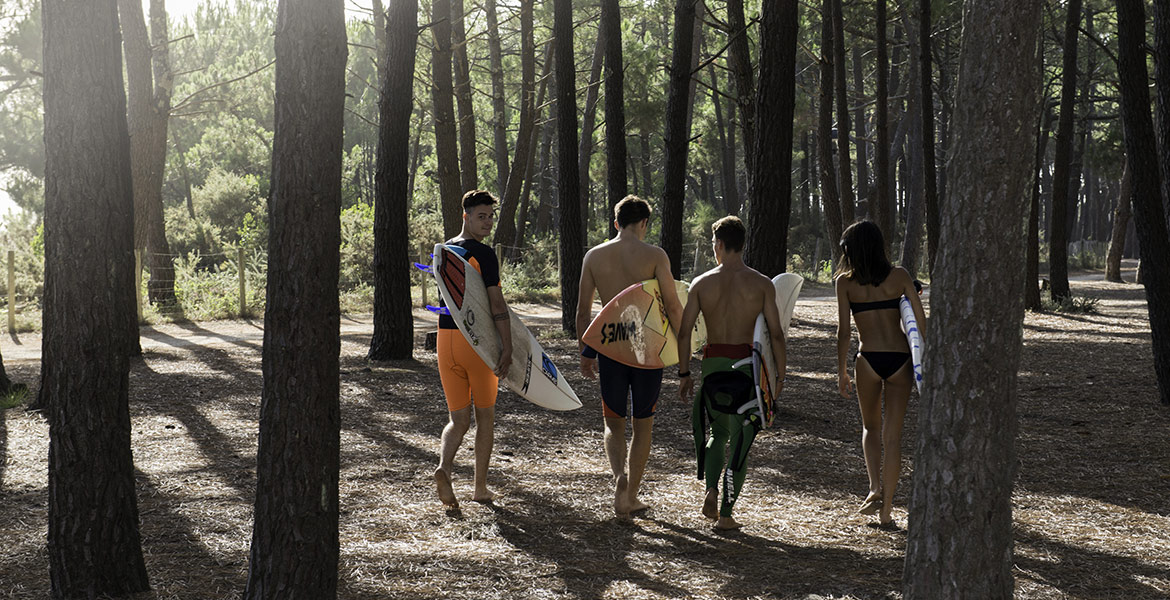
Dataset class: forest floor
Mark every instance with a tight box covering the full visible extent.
[1,268,1167,599]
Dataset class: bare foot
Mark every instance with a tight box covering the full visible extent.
[715,516,742,531]
[702,488,718,520]
[434,468,458,508]
[614,474,631,517]
[858,492,882,516]
[628,498,651,514]
[472,488,497,503]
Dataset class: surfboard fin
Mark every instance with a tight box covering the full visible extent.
[413,262,432,273]
[425,305,451,316]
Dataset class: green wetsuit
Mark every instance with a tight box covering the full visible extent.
[692,355,760,518]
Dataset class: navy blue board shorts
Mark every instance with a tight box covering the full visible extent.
[584,345,663,419]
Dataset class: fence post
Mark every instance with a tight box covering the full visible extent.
[238,247,247,317]
[135,248,143,323]
[420,249,429,308]
[7,250,14,332]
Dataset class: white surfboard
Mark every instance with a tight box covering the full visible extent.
[899,296,924,393]
[432,243,581,411]
[750,273,805,428]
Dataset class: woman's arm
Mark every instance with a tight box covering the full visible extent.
[835,275,854,398]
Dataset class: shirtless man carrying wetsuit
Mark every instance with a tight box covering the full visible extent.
[575,196,684,517]
[678,216,786,530]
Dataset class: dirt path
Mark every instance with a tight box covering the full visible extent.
[1,271,1165,599]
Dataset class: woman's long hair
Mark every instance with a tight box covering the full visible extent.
[837,220,893,286]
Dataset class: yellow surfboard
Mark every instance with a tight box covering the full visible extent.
[581,279,705,369]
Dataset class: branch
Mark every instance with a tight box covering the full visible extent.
[171,59,275,114]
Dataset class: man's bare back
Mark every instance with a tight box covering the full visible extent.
[689,264,774,346]
[582,237,673,304]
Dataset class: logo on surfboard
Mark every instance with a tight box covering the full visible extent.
[599,321,640,345]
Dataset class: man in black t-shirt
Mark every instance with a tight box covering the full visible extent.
[434,190,513,508]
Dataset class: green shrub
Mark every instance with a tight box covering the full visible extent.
[499,236,560,303]
[192,168,262,244]
[1042,292,1100,314]
[340,201,374,288]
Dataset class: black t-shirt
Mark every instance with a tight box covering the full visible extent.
[438,238,500,330]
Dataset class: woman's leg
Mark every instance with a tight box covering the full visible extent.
[855,356,885,506]
[879,362,913,524]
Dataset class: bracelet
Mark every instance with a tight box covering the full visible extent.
[678,371,691,378]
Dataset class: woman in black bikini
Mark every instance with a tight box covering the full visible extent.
[834,220,927,528]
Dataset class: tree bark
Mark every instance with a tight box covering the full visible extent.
[1105,158,1132,283]
[712,67,739,216]
[1026,101,1055,311]
[244,0,345,597]
[660,0,698,278]
[451,0,478,192]
[555,0,584,333]
[831,0,855,224]
[852,40,869,216]
[578,27,606,232]
[485,0,509,193]
[601,0,628,232]
[369,0,418,361]
[119,0,176,318]
[514,41,554,248]
[919,0,939,276]
[1156,0,1170,231]
[727,0,756,179]
[818,0,843,262]
[744,0,798,277]
[431,0,462,237]
[900,7,925,276]
[492,0,535,257]
[903,1,1042,596]
[1117,0,1170,406]
[874,0,891,248]
[42,0,151,596]
[1048,0,1081,300]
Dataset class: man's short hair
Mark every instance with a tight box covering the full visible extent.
[712,216,746,253]
[614,195,652,228]
[462,189,497,211]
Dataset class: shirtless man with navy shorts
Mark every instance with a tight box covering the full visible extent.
[575,196,684,517]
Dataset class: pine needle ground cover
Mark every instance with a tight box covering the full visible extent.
[0,277,1166,599]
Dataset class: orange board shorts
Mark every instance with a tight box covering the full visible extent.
[437,328,499,412]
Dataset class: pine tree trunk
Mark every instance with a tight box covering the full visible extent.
[712,67,739,216]
[727,0,755,178]
[903,1,1042,595]
[431,0,462,237]
[1105,158,1132,283]
[451,0,478,192]
[1117,0,1170,406]
[515,42,553,247]
[818,0,843,262]
[831,0,855,224]
[578,29,606,232]
[919,0,939,276]
[852,40,870,215]
[492,0,535,256]
[900,9,925,277]
[744,0,798,277]
[485,0,509,194]
[369,0,418,361]
[660,0,698,278]
[874,0,891,248]
[800,130,811,223]
[1049,0,1081,300]
[1027,101,1055,311]
[42,0,150,595]
[244,0,345,596]
[1156,0,1170,231]
[601,0,628,230]
[554,0,584,333]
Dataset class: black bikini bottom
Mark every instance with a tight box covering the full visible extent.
[859,351,911,381]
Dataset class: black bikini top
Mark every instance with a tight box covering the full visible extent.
[850,297,901,314]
